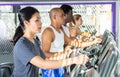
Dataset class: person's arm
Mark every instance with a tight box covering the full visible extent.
[41,28,56,58]
[79,38,100,48]
[30,53,89,70]
[69,37,102,48]
[76,28,83,35]
[96,35,104,39]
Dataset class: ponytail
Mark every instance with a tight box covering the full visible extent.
[13,6,39,45]
[13,24,24,45]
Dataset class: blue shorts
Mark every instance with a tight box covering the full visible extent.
[41,68,64,77]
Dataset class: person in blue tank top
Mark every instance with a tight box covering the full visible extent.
[11,6,89,77]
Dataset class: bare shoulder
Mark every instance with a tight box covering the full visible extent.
[42,27,53,35]
[42,27,55,41]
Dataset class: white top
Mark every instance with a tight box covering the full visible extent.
[49,26,64,52]
[62,25,70,37]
